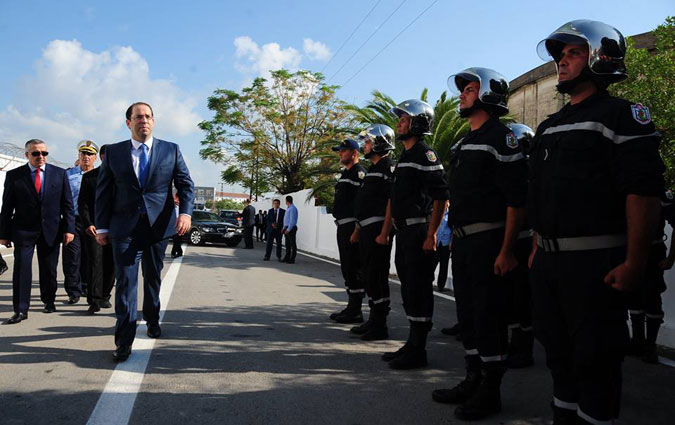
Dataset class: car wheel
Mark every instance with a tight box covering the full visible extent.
[189,229,203,245]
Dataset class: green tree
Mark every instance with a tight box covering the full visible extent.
[199,69,353,195]
[214,199,246,212]
[611,16,675,186]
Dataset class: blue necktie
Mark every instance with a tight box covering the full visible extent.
[138,144,149,188]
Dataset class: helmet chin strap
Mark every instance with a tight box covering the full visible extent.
[556,67,597,94]
[459,100,485,119]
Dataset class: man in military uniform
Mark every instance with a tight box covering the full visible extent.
[349,124,396,340]
[63,139,98,305]
[528,20,664,425]
[432,68,527,421]
[627,188,675,363]
[377,99,448,370]
[329,138,367,323]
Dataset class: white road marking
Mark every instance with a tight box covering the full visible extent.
[86,245,186,425]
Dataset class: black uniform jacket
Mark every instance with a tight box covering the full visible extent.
[528,91,664,239]
[355,156,394,221]
[391,140,448,220]
[447,118,528,227]
[333,162,366,220]
[79,166,100,229]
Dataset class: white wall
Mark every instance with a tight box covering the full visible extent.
[0,153,28,202]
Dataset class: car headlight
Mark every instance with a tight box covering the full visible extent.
[235,228,243,234]
[202,226,214,233]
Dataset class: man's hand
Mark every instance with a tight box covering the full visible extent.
[63,233,75,246]
[176,215,191,236]
[660,257,675,271]
[375,233,389,246]
[85,225,97,237]
[95,233,109,246]
[423,234,437,253]
[494,250,518,276]
[0,239,11,248]
[604,261,641,291]
[349,230,359,244]
[272,223,277,229]
[528,245,537,269]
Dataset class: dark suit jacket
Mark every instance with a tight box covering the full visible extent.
[78,166,100,229]
[266,208,285,230]
[95,138,194,241]
[242,205,255,227]
[0,163,75,246]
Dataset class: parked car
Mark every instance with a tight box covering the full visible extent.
[185,211,243,247]
[219,210,242,227]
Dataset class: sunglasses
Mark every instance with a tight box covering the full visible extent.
[30,151,49,157]
[80,151,96,156]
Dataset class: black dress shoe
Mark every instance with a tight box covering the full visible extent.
[113,345,132,362]
[101,300,112,309]
[4,312,27,324]
[67,296,80,305]
[286,260,295,264]
[263,257,270,261]
[87,304,101,315]
[441,323,461,336]
[147,323,162,339]
[43,303,56,313]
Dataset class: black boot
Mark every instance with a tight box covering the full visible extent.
[432,355,481,404]
[382,328,412,362]
[507,327,534,369]
[643,317,662,364]
[454,361,505,421]
[350,319,372,335]
[334,293,364,324]
[330,290,351,321]
[361,304,389,341]
[627,313,646,356]
[389,322,429,370]
[551,403,578,425]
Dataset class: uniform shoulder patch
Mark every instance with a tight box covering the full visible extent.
[425,150,437,162]
[505,132,519,149]
[666,189,674,201]
[631,103,651,125]
[357,171,365,180]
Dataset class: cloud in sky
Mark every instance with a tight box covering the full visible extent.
[303,38,331,61]
[0,39,202,165]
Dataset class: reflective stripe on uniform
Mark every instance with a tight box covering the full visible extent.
[541,121,661,145]
[537,233,626,252]
[338,178,361,186]
[348,288,366,294]
[453,221,505,238]
[465,349,479,355]
[553,397,578,411]
[629,310,644,315]
[577,408,613,425]
[372,297,390,305]
[480,354,508,363]
[397,162,444,172]
[518,229,533,239]
[407,315,432,322]
[366,172,390,180]
[460,143,525,162]
[646,313,665,319]
[335,217,357,226]
[359,216,385,227]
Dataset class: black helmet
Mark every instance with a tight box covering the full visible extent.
[447,67,509,116]
[537,19,627,84]
[507,123,535,155]
[359,124,395,158]
[390,99,434,136]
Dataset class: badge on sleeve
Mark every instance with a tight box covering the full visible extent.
[358,171,365,180]
[631,103,651,125]
[505,132,519,149]
[425,150,437,162]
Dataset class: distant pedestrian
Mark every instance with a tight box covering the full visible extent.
[261,210,267,241]
[263,199,285,261]
[241,199,255,249]
[282,196,298,263]
[255,209,264,241]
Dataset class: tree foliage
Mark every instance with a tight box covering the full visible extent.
[611,16,675,186]
[199,69,353,195]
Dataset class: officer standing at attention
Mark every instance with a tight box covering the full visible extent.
[528,20,664,425]
[350,124,396,340]
[329,137,367,323]
[378,99,448,370]
[432,68,527,421]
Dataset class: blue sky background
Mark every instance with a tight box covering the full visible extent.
[0,0,672,190]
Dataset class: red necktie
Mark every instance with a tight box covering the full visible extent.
[35,168,41,196]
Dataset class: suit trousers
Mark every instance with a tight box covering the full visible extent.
[12,233,60,313]
[243,225,254,248]
[432,244,451,290]
[83,232,115,307]
[111,216,169,347]
[336,222,363,293]
[283,226,297,261]
[265,228,283,259]
[62,217,85,297]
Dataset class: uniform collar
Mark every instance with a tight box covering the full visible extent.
[467,117,500,137]
[560,90,609,113]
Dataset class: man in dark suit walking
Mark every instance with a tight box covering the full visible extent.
[263,199,285,261]
[241,198,255,249]
[95,102,194,361]
[79,144,115,314]
[0,139,75,324]
[254,210,264,241]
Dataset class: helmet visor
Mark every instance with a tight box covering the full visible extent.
[447,71,479,96]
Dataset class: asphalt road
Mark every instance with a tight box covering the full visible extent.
[0,241,673,425]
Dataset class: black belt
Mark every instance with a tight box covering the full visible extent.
[393,216,429,229]
[453,221,505,238]
[536,234,627,253]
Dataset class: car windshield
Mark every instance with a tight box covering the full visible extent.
[194,211,222,222]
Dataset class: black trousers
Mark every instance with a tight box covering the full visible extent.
[83,232,115,307]
[336,222,363,293]
[171,235,183,256]
[359,222,392,308]
[432,243,451,290]
[451,228,509,362]
[12,233,60,313]
[243,225,254,248]
[265,228,283,259]
[62,217,85,297]
[255,225,263,241]
[507,237,533,330]
[394,223,434,327]
[283,226,297,261]
[530,246,628,423]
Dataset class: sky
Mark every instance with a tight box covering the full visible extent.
[0,0,671,191]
